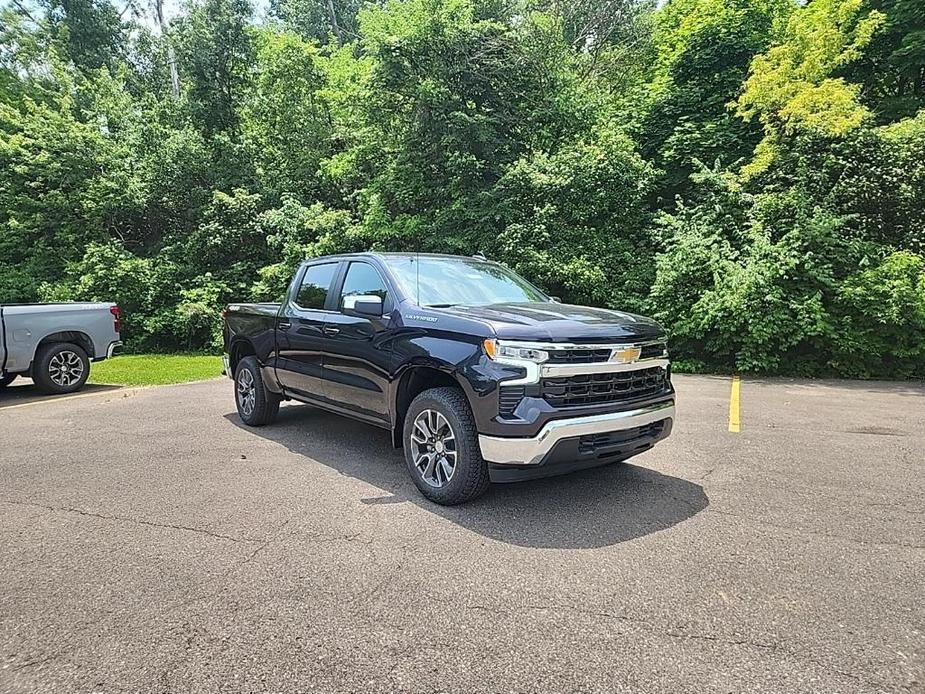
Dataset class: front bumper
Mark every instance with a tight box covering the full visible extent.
[478,400,675,470]
[222,354,231,378]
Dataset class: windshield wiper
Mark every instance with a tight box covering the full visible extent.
[424,303,458,308]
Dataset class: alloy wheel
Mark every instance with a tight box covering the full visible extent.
[237,368,256,418]
[48,350,84,387]
[410,409,458,488]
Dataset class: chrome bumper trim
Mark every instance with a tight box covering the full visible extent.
[491,338,669,386]
[495,357,669,387]
[478,401,675,466]
[106,341,123,359]
[541,357,669,378]
[496,338,667,352]
[222,354,231,378]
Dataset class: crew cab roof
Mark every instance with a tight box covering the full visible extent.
[300,252,492,264]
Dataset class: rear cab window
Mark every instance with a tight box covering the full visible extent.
[295,263,338,310]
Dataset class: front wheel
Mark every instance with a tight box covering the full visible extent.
[33,343,90,394]
[403,387,490,505]
[234,356,280,426]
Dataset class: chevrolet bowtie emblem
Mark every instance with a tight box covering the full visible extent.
[611,346,642,364]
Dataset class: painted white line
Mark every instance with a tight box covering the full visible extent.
[0,377,223,412]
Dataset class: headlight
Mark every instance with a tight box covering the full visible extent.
[483,339,549,363]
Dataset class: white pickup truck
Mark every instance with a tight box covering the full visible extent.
[0,304,123,394]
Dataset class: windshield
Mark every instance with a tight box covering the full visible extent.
[383,256,549,307]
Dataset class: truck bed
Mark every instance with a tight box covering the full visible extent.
[1,302,121,375]
[223,303,281,370]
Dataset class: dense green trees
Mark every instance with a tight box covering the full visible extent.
[0,0,922,376]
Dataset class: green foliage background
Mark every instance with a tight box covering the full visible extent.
[1,0,923,376]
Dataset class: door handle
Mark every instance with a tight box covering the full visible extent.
[322,326,340,335]
[278,320,291,331]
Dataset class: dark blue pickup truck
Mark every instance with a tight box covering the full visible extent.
[223,253,675,504]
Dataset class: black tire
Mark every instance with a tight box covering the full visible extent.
[0,373,16,389]
[403,386,490,505]
[234,356,280,426]
[33,343,90,395]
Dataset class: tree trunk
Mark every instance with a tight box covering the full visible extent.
[326,0,342,43]
[155,0,181,99]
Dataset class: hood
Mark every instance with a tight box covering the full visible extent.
[439,302,665,343]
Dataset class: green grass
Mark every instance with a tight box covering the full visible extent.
[89,354,224,386]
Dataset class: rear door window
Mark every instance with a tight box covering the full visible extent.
[295,263,338,310]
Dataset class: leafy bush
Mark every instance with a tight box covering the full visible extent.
[494,125,657,312]
[834,251,925,377]
[146,275,231,352]
[754,115,925,252]
[652,169,925,377]
[251,198,363,301]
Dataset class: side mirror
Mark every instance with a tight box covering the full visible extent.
[343,294,383,317]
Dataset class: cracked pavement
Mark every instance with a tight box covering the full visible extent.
[0,374,923,693]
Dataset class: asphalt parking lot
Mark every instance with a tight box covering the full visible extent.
[1,374,923,694]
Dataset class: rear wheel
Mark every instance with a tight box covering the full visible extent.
[33,343,90,394]
[0,373,16,389]
[403,387,489,505]
[234,356,280,426]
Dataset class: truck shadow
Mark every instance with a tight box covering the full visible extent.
[225,403,708,550]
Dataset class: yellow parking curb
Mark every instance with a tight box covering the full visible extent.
[728,375,741,433]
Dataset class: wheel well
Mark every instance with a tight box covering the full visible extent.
[37,331,94,360]
[229,339,256,375]
[392,366,461,447]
